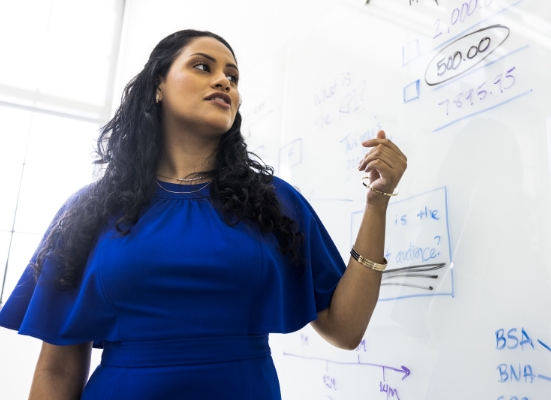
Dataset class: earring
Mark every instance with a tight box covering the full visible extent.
[155,92,161,104]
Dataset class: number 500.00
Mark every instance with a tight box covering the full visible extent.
[436,36,491,77]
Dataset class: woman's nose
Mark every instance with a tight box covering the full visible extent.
[212,73,230,92]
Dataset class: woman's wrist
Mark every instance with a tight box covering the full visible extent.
[366,191,391,210]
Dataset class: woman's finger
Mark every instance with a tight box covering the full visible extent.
[364,140,407,161]
[359,165,405,190]
[363,157,398,178]
[362,133,407,161]
[358,145,406,172]
[358,146,397,171]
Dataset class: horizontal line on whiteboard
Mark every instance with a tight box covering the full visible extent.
[432,0,524,52]
[281,353,408,374]
[352,188,449,218]
[432,45,530,92]
[433,89,533,132]
[386,186,446,206]
[378,292,453,301]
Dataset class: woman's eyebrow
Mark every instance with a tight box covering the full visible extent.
[189,52,238,71]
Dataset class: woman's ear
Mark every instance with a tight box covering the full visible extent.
[155,86,163,104]
[156,76,166,103]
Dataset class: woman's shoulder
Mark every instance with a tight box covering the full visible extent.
[270,176,303,203]
[270,176,300,196]
[52,182,97,221]
[68,182,95,201]
[64,182,95,207]
[270,176,313,218]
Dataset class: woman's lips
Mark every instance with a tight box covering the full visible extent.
[205,92,232,108]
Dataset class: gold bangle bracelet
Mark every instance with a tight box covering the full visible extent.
[361,177,398,197]
[350,246,387,272]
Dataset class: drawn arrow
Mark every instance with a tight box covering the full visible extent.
[282,352,411,380]
[527,340,551,382]
[538,339,551,352]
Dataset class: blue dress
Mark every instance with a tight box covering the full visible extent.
[0,177,345,399]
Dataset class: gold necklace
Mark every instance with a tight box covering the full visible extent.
[157,174,204,182]
[156,180,211,194]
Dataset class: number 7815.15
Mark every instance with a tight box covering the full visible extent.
[437,67,516,116]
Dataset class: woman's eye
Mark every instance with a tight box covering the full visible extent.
[227,75,239,84]
[193,62,209,72]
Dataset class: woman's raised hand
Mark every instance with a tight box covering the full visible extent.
[358,130,407,203]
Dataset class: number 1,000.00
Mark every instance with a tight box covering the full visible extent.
[437,37,491,77]
[433,0,495,39]
[437,67,516,116]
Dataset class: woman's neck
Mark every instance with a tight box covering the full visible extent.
[157,134,219,181]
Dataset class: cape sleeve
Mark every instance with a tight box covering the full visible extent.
[0,185,116,348]
[249,177,347,333]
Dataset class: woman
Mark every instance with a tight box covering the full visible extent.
[0,30,406,399]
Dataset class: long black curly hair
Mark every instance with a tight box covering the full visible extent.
[32,29,304,289]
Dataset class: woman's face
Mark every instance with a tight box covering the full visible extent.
[158,36,240,138]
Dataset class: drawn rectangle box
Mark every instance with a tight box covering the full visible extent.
[279,138,302,168]
[402,39,421,67]
[403,80,420,103]
[351,187,453,301]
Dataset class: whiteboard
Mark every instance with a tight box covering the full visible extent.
[241,0,551,398]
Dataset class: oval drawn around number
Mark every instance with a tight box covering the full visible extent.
[425,25,510,86]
